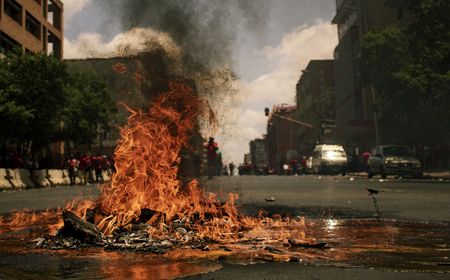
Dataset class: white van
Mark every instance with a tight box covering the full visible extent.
[312,144,348,175]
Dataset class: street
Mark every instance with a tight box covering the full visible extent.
[203,175,450,221]
[1,176,449,279]
[3,175,448,221]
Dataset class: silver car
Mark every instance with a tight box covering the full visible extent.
[312,144,348,175]
[367,145,422,179]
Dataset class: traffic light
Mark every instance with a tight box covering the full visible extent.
[264,107,270,116]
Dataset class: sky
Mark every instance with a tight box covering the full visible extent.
[61,0,338,165]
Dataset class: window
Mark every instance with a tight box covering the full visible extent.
[26,12,41,40]
[0,32,21,54]
[4,0,23,25]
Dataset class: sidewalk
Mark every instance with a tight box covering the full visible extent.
[348,170,450,180]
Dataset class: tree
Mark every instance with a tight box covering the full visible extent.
[63,68,114,151]
[360,0,450,144]
[0,49,66,155]
[0,50,114,159]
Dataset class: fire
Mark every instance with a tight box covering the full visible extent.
[0,80,313,250]
[95,81,242,239]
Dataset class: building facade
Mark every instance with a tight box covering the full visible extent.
[249,138,268,169]
[332,0,409,154]
[296,59,336,155]
[0,0,63,59]
[266,104,298,171]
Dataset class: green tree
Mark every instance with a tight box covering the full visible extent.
[360,0,450,144]
[0,49,67,155]
[63,68,114,151]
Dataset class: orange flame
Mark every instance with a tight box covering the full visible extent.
[0,81,313,247]
[93,82,242,238]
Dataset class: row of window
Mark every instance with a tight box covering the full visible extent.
[3,0,62,40]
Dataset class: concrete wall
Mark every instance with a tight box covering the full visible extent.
[0,168,111,189]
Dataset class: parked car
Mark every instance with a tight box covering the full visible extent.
[367,145,422,179]
[312,144,348,175]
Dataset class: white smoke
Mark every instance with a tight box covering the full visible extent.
[62,0,93,27]
[64,27,182,61]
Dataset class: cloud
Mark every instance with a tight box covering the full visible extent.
[216,21,338,164]
[64,27,181,60]
[62,0,93,26]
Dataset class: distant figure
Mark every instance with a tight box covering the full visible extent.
[283,163,289,176]
[67,156,79,185]
[79,154,92,185]
[362,151,371,164]
[290,158,298,175]
[93,154,104,183]
[228,162,235,176]
[205,137,219,179]
[300,156,307,174]
[216,150,223,176]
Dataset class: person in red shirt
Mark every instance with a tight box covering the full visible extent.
[93,154,104,183]
[79,154,92,185]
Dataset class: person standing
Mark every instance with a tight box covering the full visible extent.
[228,162,235,176]
[93,154,104,183]
[67,156,79,185]
[205,137,218,179]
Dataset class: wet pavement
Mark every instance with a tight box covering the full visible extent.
[0,175,449,279]
[1,217,449,279]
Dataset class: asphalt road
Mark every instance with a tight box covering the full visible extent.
[203,175,450,221]
[1,175,449,280]
[1,175,450,220]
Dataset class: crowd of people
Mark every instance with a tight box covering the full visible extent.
[0,151,115,185]
[66,154,115,185]
[238,158,309,176]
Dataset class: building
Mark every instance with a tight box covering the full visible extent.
[66,50,204,177]
[243,153,251,165]
[66,50,184,154]
[332,0,410,154]
[296,59,336,155]
[249,138,268,170]
[0,0,63,59]
[266,104,298,171]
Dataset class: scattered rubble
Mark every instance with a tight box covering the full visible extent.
[288,239,329,249]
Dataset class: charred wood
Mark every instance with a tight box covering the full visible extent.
[59,210,102,243]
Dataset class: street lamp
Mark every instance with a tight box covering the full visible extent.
[263,107,313,128]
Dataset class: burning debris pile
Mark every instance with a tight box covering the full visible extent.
[34,82,242,251]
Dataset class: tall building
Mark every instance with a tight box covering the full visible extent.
[0,0,63,59]
[266,104,298,171]
[332,0,409,154]
[296,59,335,155]
[249,138,268,169]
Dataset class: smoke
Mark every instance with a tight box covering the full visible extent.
[64,27,181,62]
[91,0,268,72]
